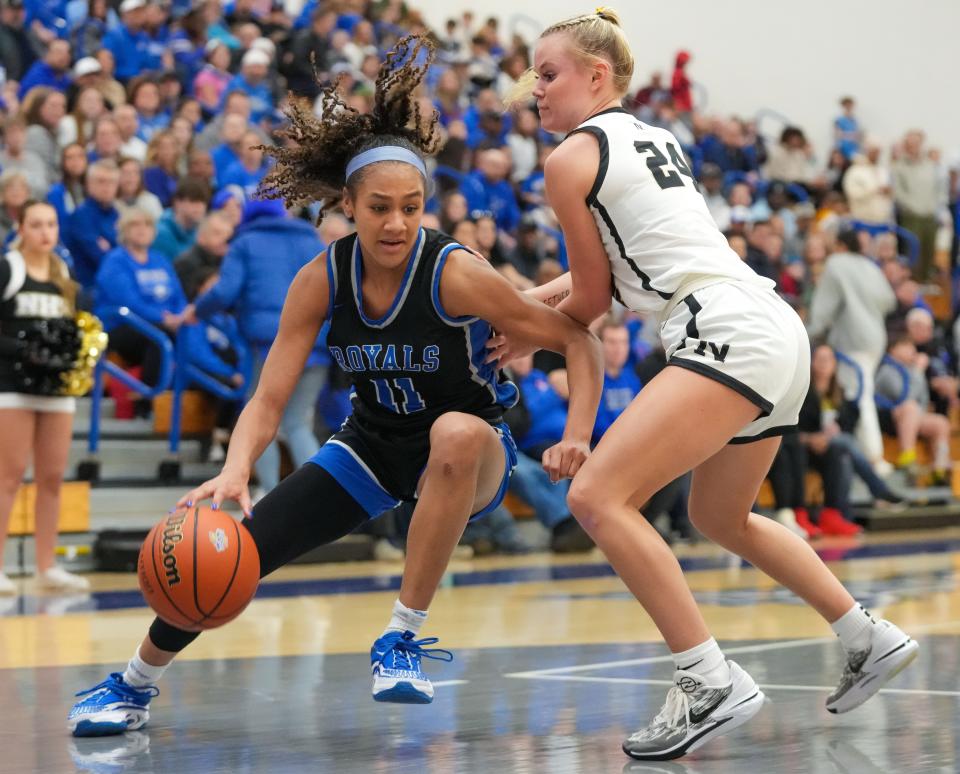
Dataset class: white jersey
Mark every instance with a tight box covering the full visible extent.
[570,108,771,316]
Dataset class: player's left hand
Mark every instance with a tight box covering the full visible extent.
[542,439,591,483]
[485,331,539,367]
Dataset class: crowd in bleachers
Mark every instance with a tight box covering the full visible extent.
[1,0,959,555]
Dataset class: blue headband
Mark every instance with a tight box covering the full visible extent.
[344,146,427,181]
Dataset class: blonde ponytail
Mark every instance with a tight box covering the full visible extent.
[504,67,539,111]
[47,252,77,314]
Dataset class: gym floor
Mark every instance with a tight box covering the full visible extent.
[2,528,958,773]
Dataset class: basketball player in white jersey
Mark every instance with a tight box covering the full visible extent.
[491,8,919,762]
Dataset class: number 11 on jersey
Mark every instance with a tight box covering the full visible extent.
[372,377,426,414]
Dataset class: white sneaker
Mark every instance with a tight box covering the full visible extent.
[623,660,765,761]
[0,571,17,596]
[372,538,404,561]
[826,619,918,714]
[37,566,91,592]
[872,459,894,479]
[774,508,808,539]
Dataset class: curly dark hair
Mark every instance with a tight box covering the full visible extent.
[258,34,442,220]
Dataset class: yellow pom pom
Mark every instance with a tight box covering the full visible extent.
[60,312,109,396]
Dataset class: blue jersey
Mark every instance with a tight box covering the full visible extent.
[326,228,518,433]
[593,368,642,444]
[516,368,568,452]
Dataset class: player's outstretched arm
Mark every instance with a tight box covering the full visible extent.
[486,136,612,366]
[441,249,603,481]
[543,133,614,325]
[176,250,330,514]
[526,271,572,308]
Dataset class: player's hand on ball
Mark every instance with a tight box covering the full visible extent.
[176,466,254,517]
[542,439,591,483]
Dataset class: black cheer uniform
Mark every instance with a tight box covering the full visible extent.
[0,250,76,412]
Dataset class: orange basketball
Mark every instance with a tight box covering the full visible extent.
[138,506,260,632]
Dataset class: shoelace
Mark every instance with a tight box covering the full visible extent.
[74,673,159,701]
[387,635,454,671]
[632,686,690,741]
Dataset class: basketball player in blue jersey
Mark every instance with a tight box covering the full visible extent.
[67,36,602,737]
[489,8,918,762]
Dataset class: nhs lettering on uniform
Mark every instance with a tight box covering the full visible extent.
[14,292,69,319]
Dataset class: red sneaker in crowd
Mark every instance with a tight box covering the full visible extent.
[793,508,822,538]
[819,507,863,536]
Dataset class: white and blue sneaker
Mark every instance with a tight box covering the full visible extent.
[371,630,453,704]
[68,731,151,773]
[68,673,159,737]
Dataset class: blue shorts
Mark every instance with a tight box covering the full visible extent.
[308,415,518,520]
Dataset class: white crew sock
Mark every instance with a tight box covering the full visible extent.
[672,637,730,685]
[383,598,428,636]
[831,602,877,653]
[122,646,169,688]
[934,440,951,471]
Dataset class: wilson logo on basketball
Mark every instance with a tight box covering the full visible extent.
[161,512,187,587]
[209,528,229,553]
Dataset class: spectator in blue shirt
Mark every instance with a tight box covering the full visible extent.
[221,49,274,124]
[209,112,248,183]
[169,8,208,88]
[462,88,511,147]
[509,352,568,460]
[500,359,594,554]
[17,38,71,98]
[293,0,319,29]
[62,158,120,288]
[70,0,114,60]
[46,142,87,227]
[24,0,68,39]
[179,304,244,381]
[152,176,210,261]
[189,198,326,493]
[177,263,245,463]
[95,206,188,414]
[461,148,521,233]
[468,109,510,150]
[142,0,171,72]
[834,96,862,161]
[87,114,122,164]
[96,207,187,326]
[143,129,181,207]
[699,118,759,175]
[592,317,643,445]
[130,76,170,143]
[101,0,149,82]
[219,130,270,199]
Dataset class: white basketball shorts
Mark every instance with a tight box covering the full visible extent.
[660,280,810,443]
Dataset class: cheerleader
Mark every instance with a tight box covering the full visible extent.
[0,200,91,594]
